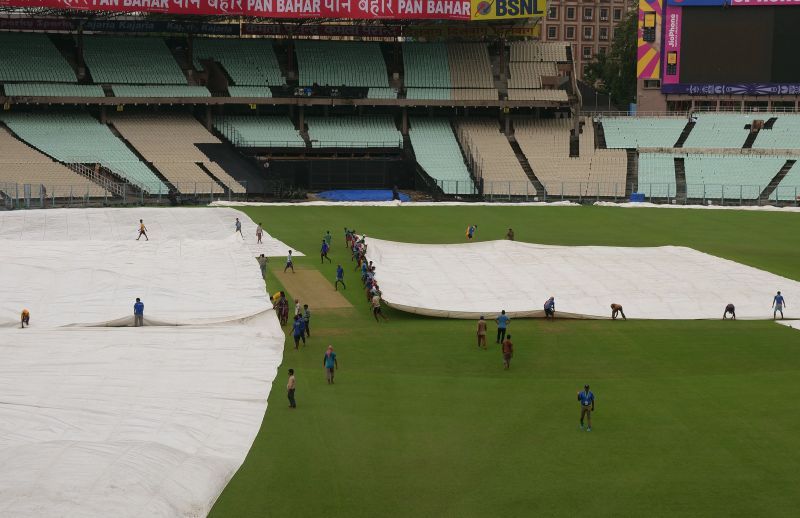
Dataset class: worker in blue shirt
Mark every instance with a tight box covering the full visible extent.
[773,291,787,320]
[335,264,346,291]
[544,296,556,320]
[320,239,332,263]
[292,315,306,350]
[577,384,595,431]
[133,297,144,327]
[495,310,510,344]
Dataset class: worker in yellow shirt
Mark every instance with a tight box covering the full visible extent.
[21,309,30,328]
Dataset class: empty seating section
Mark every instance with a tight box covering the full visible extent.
[507,89,569,102]
[4,84,105,97]
[682,114,751,148]
[507,42,568,105]
[296,41,389,88]
[406,88,451,100]
[214,116,304,148]
[515,118,626,197]
[508,62,557,89]
[753,116,800,149]
[457,119,535,196]
[110,113,244,193]
[409,118,475,195]
[0,127,106,198]
[448,44,494,88]
[402,43,496,100]
[602,117,687,149]
[367,88,397,99]
[638,154,677,198]
[772,161,800,201]
[84,37,186,84]
[111,85,210,97]
[683,155,785,199]
[1,112,167,193]
[306,116,401,148]
[0,33,76,83]
[193,38,284,86]
[403,43,451,89]
[227,86,272,98]
[510,42,569,62]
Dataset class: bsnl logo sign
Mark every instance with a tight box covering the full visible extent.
[474,0,544,17]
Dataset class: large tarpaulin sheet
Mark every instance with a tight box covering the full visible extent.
[0,207,287,517]
[365,238,800,320]
[0,206,302,257]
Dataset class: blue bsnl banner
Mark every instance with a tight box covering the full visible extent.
[666,0,726,5]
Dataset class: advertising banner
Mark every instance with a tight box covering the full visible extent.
[469,0,545,20]
[665,0,725,5]
[661,83,800,95]
[0,0,545,19]
[730,0,800,5]
[637,0,663,80]
[662,5,682,85]
[0,16,241,34]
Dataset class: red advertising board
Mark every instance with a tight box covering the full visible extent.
[0,0,474,19]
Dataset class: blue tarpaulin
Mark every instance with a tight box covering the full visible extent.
[317,189,411,202]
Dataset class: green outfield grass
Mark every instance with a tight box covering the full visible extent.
[210,206,800,518]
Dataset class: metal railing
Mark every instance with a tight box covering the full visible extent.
[0,181,249,210]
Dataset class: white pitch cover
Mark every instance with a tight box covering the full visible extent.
[365,238,800,320]
[0,208,288,517]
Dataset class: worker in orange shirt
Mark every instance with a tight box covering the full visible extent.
[21,308,30,328]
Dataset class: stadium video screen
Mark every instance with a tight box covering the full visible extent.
[680,7,800,83]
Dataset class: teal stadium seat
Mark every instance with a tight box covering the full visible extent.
[83,36,186,85]
[409,118,476,195]
[684,155,785,199]
[306,116,401,148]
[772,161,800,201]
[1,112,168,193]
[193,38,284,86]
[227,86,273,98]
[0,33,76,83]
[753,115,800,150]
[3,84,105,97]
[214,116,305,148]
[111,85,210,97]
[637,153,677,198]
[295,40,389,88]
[682,114,752,149]
[603,117,687,149]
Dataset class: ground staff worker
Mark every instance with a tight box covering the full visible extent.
[578,384,595,432]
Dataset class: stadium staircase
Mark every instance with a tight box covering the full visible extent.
[760,159,797,200]
[65,163,127,197]
[450,119,481,192]
[0,122,125,197]
[402,133,447,199]
[194,142,270,193]
[166,40,196,85]
[595,120,607,149]
[506,133,546,196]
[674,157,687,203]
[107,122,178,192]
[742,126,761,149]
[196,162,233,192]
[49,34,85,82]
[674,121,695,148]
[625,150,638,197]
[200,61,231,96]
